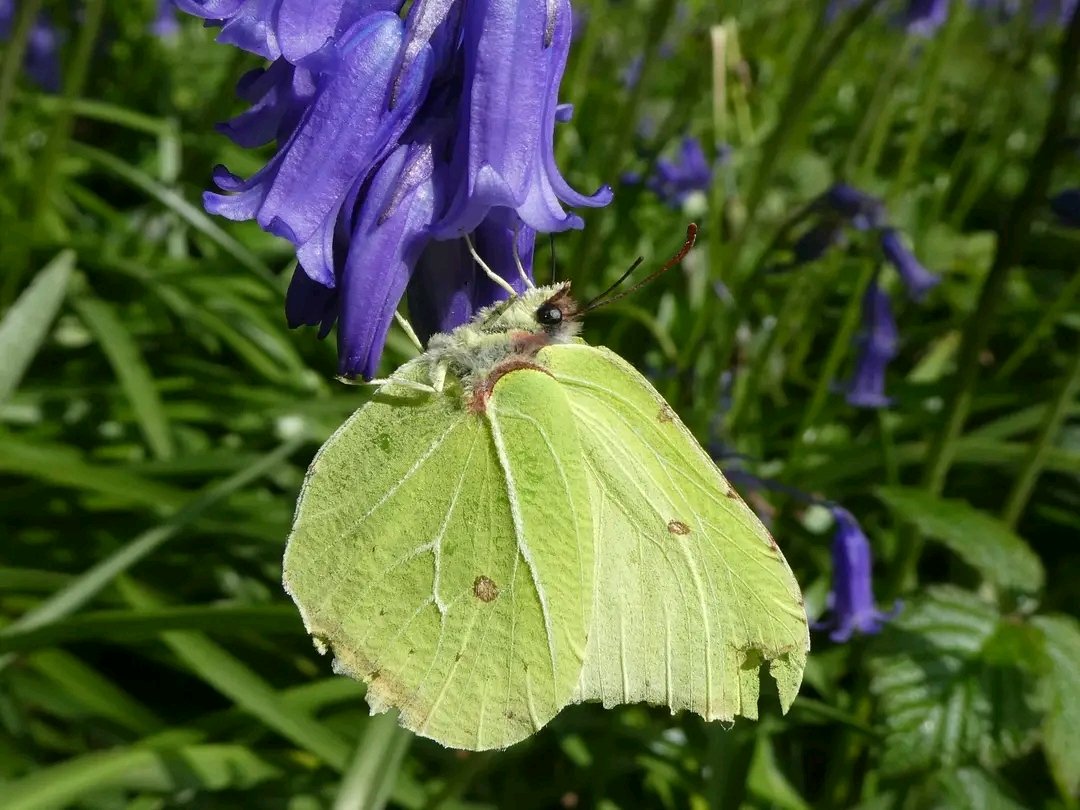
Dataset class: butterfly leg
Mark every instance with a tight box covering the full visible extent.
[394,311,425,353]
[335,375,439,394]
[464,233,518,297]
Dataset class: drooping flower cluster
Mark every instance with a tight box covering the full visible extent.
[645,136,720,208]
[0,1,62,92]
[786,183,940,408]
[175,0,611,378]
[713,448,899,642]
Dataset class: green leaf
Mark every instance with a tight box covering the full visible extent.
[73,294,175,460]
[927,767,1028,810]
[1032,614,1080,797]
[2,744,279,810]
[868,586,1045,776]
[874,487,1044,593]
[0,251,74,403]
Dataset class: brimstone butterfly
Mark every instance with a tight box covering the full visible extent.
[283,233,809,751]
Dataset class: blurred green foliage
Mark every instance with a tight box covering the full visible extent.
[1,1,1079,808]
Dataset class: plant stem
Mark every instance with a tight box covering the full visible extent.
[732,0,881,270]
[1001,344,1080,529]
[845,39,911,180]
[891,4,964,197]
[786,262,877,472]
[31,0,106,229]
[890,7,1080,594]
[995,264,1080,379]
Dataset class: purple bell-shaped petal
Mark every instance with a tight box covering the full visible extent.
[904,0,949,35]
[791,222,845,266]
[1050,188,1080,228]
[151,0,181,37]
[646,136,714,207]
[286,264,339,338]
[174,0,402,65]
[336,141,442,378]
[846,280,898,409]
[217,59,318,148]
[205,13,432,287]
[433,0,611,237]
[814,506,900,642]
[821,183,887,231]
[881,227,939,301]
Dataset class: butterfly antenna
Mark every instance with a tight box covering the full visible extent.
[582,223,698,312]
[464,232,518,297]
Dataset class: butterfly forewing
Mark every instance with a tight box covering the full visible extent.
[284,362,593,750]
[540,344,809,721]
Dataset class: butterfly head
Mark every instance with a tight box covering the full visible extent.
[477,282,583,344]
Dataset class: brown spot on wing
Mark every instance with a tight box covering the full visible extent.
[667,519,691,535]
[473,575,499,602]
[657,405,676,423]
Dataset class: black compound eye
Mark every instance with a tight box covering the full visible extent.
[536,303,563,327]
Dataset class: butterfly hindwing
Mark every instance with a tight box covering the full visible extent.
[539,344,809,721]
[284,362,593,750]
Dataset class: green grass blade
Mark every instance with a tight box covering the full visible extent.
[73,294,175,460]
[2,744,280,810]
[0,433,187,510]
[119,579,353,772]
[66,141,275,283]
[0,251,74,403]
[0,604,299,653]
[0,438,302,667]
[334,711,413,810]
[25,649,164,735]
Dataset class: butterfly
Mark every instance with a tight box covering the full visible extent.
[283,226,808,750]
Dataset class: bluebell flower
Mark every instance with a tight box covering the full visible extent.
[820,183,887,231]
[184,0,611,378]
[0,3,62,92]
[646,136,714,207]
[1050,189,1080,228]
[791,222,845,266]
[880,227,939,301]
[621,54,643,89]
[152,0,181,38]
[815,506,899,642]
[904,0,950,35]
[846,280,898,409]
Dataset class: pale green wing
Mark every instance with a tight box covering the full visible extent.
[539,344,809,721]
[283,362,593,750]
